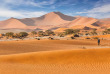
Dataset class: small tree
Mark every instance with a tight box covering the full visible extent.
[14,33,21,38]
[19,32,28,38]
[31,31,37,35]
[37,31,44,37]
[91,29,97,35]
[74,29,80,34]
[64,29,80,35]
[64,29,74,35]
[5,32,14,37]
[31,31,37,37]
[102,28,110,35]
[106,28,110,34]
[102,31,108,35]
[45,30,55,36]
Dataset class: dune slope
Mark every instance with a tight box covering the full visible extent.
[0,48,110,74]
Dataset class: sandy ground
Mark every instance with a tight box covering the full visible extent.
[0,40,110,74]
[0,39,110,55]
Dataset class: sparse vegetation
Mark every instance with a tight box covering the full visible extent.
[58,32,66,37]
[31,31,37,35]
[64,29,74,35]
[93,37,99,39]
[37,31,44,37]
[103,28,110,34]
[19,32,28,38]
[36,38,40,40]
[71,36,75,39]
[5,32,14,37]
[48,37,54,40]
[45,30,55,36]
[74,34,79,37]
[91,29,97,35]
[64,29,80,35]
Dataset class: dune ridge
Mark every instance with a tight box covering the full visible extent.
[0,12,110,32]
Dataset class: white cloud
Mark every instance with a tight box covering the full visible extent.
[0,8,47,19]
[1,0,56,7]
[76,4,110,18]
[0,0,50,20]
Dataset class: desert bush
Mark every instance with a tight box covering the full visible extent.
[103,28,110,34]
[48,37,54,40]
[19,32,28,38]
[93,37,99,39]
[71,36,75,39]
[74,34,79,37]
[64,29,74,35]
[31,31,37,35]
[91,29,97,35]
[37,31,45,36]
[5,32,14,37]
[86,37,91,39]
[45,30,55,36]
[64,29,80,35]
[36,38,40,40]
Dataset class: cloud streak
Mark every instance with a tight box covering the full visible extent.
[0,8,47,19]
[76,3,110,18]
[1,0,56,7]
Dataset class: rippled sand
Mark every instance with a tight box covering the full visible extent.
[0,40,110,74]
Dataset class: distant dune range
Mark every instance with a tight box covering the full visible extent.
[0,12,110,33]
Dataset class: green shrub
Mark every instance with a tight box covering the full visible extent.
[5,32,14,37]
[19,32,28,37]
[71,36,75,39]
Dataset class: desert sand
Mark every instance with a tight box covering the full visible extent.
[0,40,110,74]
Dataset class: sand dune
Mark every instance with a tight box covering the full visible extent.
[92,18,110,29]
[54,28,68,32]
[68,17,98,28]
[0,18,27,29]
[0,40,100,55]
[0,40,110,74]
[19,12,75,30]
[0,48,110,74]
[0,12,110,30]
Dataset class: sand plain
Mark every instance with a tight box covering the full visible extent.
[0,39,110,74]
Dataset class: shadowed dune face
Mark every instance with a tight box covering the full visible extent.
[18,18,36,26]
[54,12,76,21]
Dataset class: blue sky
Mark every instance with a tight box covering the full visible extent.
[0,0,110,20]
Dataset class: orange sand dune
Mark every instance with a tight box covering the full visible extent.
[19,12,75,30]
[0,48,110,74]
[0,40,99,55]
[68,17,98,29]
[0,18,27,29]
[54,28,68,32]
